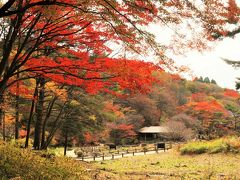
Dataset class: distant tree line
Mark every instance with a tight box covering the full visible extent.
[195,76,217,85]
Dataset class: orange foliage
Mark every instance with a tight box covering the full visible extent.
[183,100,228,120]
[84,132,97,144]
[224,89,240,98]
[109,123,137,138]
[114,124,137,137]
[45,82,67,101]
[8,80,34,100]
[191,93,207,102]
[193,100,225,112]
[19,129,27,138]
[104,101,124,118]
[4,114,15,126]
[170,74,182,81]
[2,114,15,136]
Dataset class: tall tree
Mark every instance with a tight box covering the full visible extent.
[203,77,210,84]
[0,0,172,130]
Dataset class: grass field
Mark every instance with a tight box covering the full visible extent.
[3,139,240,179]
[95,149,240,179]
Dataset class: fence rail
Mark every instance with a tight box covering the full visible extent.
[76,142,172,162]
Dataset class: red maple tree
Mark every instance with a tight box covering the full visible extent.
[224,89,240,98]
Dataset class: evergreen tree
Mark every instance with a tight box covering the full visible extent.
[203,77,210,83]
[198,76,204,82]
[236,81,240,90]
[211,79,217,84]
[224,59,240,90]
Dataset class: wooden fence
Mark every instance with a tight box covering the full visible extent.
[76,142,172,162]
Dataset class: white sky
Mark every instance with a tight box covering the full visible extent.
[148,24,240,90]
[173,37,240,89]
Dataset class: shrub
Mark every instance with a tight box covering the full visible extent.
[180,136,240,155]
[164,120,195,141]
[225,136,240,153]
[76,150,84,157]
[109,123,137,145]
[208,139,228,153]
[0,140,91,179]
[9,138,33,148]
[180,142,208,154]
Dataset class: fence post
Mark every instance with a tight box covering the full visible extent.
[81,155,84,161]
[122,153,124,157]
[102,153,104,161]
[112,154,114,160]
[133,151,134,156]
[93,155,96,161]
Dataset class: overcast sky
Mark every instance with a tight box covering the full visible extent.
[149,23,240,90]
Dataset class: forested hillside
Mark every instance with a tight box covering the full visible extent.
[83,72,240,145]
[2,69,239,147]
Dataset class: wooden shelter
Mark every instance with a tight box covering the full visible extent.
[138,126,170,141]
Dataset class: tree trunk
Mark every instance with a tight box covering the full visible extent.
[2,112,5,141]
[41,96,57,149]
[15,73,20,139]
[25,79,39,148]
[64,130,68,156]
[0,93,3,129]
[0,88,5,141]
[41,102,66,149]
[0,81,6,129]
[33,78,45,150]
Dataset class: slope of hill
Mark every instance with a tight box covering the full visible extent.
[89,72,240,144]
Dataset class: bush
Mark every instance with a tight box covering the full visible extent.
[76,150,84,157]
[0,140,91,179]
[180,136,240,155]
[9,138,33,148]
[225,136,240,153]
[180,142,208,154]
[163,120,195,141]
[208,139,228,153]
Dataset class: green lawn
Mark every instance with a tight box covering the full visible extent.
[95,150,240,179]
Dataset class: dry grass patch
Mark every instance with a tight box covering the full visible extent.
[95,149,240,179]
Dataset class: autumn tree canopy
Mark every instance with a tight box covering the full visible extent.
[0,0,176,149]
[160,0,240,53]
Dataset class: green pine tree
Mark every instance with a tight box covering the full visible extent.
[211,79,217,84]
[198,76,204,82]
[203,77,210,83]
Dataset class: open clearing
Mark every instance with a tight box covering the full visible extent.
[95,150,240,179]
